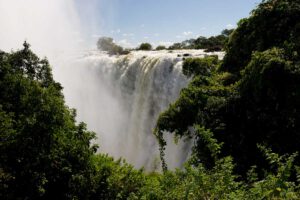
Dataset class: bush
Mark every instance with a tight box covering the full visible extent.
[137,43,152,51]
[156,45,166,50]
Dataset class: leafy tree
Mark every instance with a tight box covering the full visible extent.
[167,30,232,51]
[168,43,184,50]
[90,154,146,200]
[138,43,152,51]
[221,29,234,37]
[221,0,300,74]
[0,42,97,199]
[182,56,218,77]
[155,0,300,177]
[194,35,226,52]
[168,40,195,50]
[156,45,166,50]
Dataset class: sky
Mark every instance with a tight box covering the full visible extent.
[75,0,261,48]
[0,0,261,54]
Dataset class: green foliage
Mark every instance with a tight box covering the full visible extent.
[221,29,234,37]
[155,0,300,179]
[138,43,152,51]
[168,29,234,51]
[189,126,223,168]
[0,42,97,199]
[155,56,230,139]
[182,56,218,77]
[168,42,186,50]
[149,157,243,200]
[156,48,300,177]
[155,45,166,50]
[245,145,299,199]
[227,48,300,172]
[90,154,146,200]
[194,35,225,52]
[90,148,300,200]
[221,0,300,74]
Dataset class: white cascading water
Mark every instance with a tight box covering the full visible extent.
[56,50,223,170]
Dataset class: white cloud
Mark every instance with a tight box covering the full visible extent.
[154,33,159,37]
[226,24,235,29]
[91,34,102,38]
[117,39,133,48]
[183,31,193,36]
[176,31,194,39]
[143,36,149,39]
[0,0,86,57]
[158,41,173,47]
[110,29,121,34]
[122,33,134,37]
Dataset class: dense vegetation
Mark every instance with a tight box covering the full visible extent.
[168,29,233,52]
[221,0,300,74]
[155,45,167,51]
[98,30,232,54]
[155,0,300,194]
[0,42,98,199]
[137,43,153,51]
[2,0,300,199]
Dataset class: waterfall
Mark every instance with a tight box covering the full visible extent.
[0,0,224,170]
[55,49,223,170]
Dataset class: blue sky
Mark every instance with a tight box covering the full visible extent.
[76,0,261,48]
